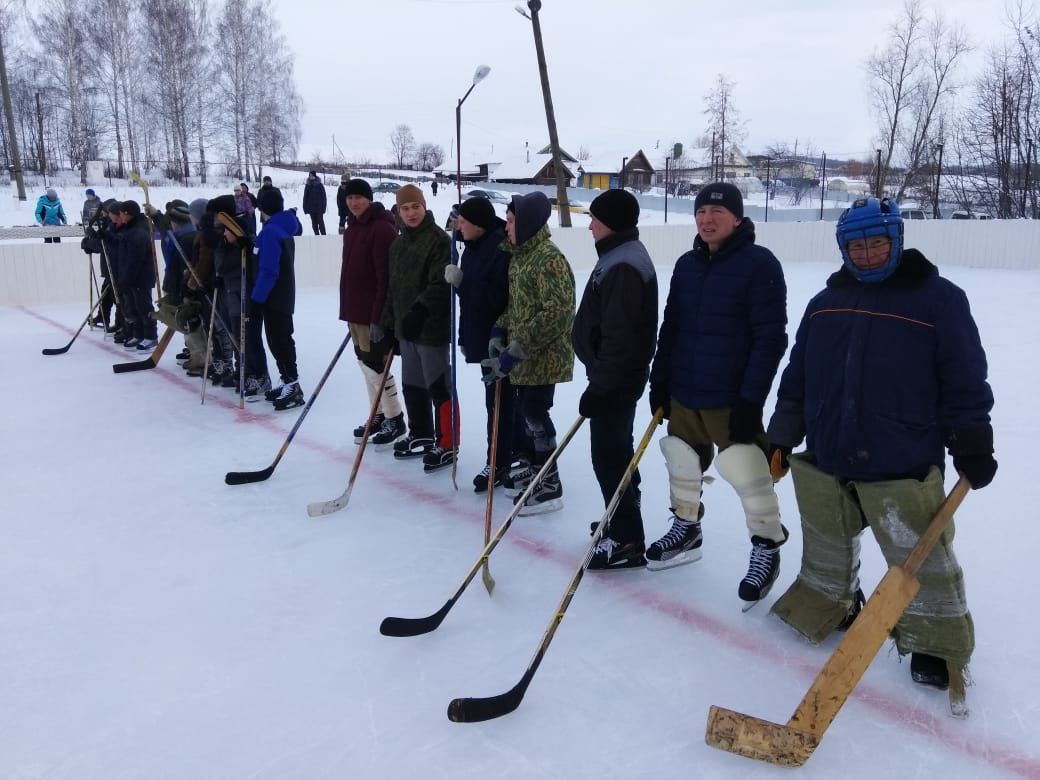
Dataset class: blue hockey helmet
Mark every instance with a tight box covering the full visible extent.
[835,197,904,282]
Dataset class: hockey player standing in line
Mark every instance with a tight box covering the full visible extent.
[338,178,406,447]
[99,200,126,341]
[482,191,575,515]
[443,195,516,492]
[379,184,457,472]
[766,197,996,692]
[302,170,327,235]
[573,190,658,568]
[115,200,159,350]
[252,186,306,410]
[647,182,789,608]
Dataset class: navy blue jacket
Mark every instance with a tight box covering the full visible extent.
[650,218,787,409]
[456,221,510,363]
[572,229,658,397]
[767,250,994,481]
[251,209,301,313]
[116,214,156,290]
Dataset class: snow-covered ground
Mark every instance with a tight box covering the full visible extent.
[3,258,1038,778]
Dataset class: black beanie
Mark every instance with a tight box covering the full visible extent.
[344,178,374,200]
[458,196,498,230]
[589,189,640,232]
[168,200,191,223]
[206,194,238,216]
[257,187,284,215]
[694,181,744,219]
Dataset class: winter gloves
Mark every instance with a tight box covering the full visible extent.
[728,397,763,444]
[579,388,611,419]
[648,384,670,420]
[401,303,428,342]
[948,426,998,489]
[481,340,524,385]
[444,265,463,288]
[767,443,791,480]
[488,326,507,359]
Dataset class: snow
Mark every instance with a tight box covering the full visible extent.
[4,249,1038,778]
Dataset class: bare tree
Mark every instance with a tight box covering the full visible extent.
[702,73,747,180]
[389,124,415,168]
[414,142,445,171]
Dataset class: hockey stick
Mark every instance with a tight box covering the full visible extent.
[704,476,971,767]
[446,410,662,723]
[112,327,174,373]
[225,331,353,485]
[128,171,163,303]
[481,380,502,595]
[379,415,586,638]
[449,229,460,489]
[41,292,106,355]
[305,346,395,515]
[200,289,218,405]
[166,229,240,352]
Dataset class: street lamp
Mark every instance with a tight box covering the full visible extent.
[456,65,491,205]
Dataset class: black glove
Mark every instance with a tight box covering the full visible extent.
[648,384,670,420]
[768,443,792,480]
[948,426,997,489]
[578,388,611,419]
[401,303,428,342]
[728,397,764,444]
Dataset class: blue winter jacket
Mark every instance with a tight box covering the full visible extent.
[35,195,67,226]
[456,220,510,363]
[251,209,301,313]
[650,218,787,409]
[767,250,994,481]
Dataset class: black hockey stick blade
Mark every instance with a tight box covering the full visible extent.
[225,465,275,485]
[42,342,76,356]
[447,670,533,723]
[112,328,173,373]
[379,599,453,637]
[42,296,105,355]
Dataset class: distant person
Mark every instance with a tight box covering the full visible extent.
[36,187,68,243]
[257,176,281,225]
[647,182,789,609]
[81,188,102,230]
[302,170,328,235]
[234,182,257,235]
[431,180,439,197]
[767,196,996,693]
[336,174,350,234]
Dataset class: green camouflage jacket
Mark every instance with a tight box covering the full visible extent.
[382,211,451,346]
[496,225,575,386]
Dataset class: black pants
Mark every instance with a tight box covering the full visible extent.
[44,236,62,244]
[98,279,115,325]
[590,397,644,545]
[309,214,326,235]
[258,305,298,381]
[125,287,157,340]
[516,384,556,456]
[484,375,521,466]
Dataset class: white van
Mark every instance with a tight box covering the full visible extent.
[950,210,994,220]
[902,208,929,220]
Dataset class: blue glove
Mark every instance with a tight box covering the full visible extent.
[480,341,523,385]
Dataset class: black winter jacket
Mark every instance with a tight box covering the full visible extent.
[456,221,510,363]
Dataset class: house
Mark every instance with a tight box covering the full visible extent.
[575,149,656,191]
[489,144,577,186]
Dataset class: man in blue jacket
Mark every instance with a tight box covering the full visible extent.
[444,195,516,491]
[253,187,305,410]
[767,197,996,695]
[647,182,789,608]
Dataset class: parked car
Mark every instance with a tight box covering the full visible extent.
[950,210,993,220]
[465,188,511,203]
[902,208,930,220]
[373,182,401,193]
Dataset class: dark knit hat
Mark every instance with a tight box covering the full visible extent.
[396,184,426,208]
[168,199,191,223]
[257,187,284,215]
[589,189,640,232]
[694,181,744,219]
[85,188,96,197]
[121,200,141,217]
[458,196,498,230]
[206,194,238,217]
[344,178,373,200]
[188,198,208,221]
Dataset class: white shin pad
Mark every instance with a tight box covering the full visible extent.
[659,436,703,521]
[715,444,784,542]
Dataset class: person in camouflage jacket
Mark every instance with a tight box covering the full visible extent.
[378,185,458,470]
[483,191,575,514]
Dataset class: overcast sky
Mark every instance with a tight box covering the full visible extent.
[272,0,1015,166]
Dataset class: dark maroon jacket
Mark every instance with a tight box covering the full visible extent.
[339,201,398,324]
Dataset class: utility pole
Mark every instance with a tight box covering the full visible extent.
[933,142,945,219]
[0,29,26,200]
[819,152,827,220]
[764,157,771,223]
[1022,138,1032,218]
[874,148,883,198]
[518,0,571,227]
[36,92,47,185]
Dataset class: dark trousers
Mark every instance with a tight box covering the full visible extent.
[44,236,62,244]
[591,398,644,545]
[516,384,556,456]
[484,375,520,466]
[126,287,157,339]
[309,214,326,235]
[98,280,115,325]
[258,305,298,380]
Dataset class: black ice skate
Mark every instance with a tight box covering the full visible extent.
[370,414,406,449]
[271,380,305,411]
[393,434,434,460]
[738,526,789,612]
[422,446,456,473]
[646,515,703,571]
[587,537,647,570]
[353,412,385,444]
